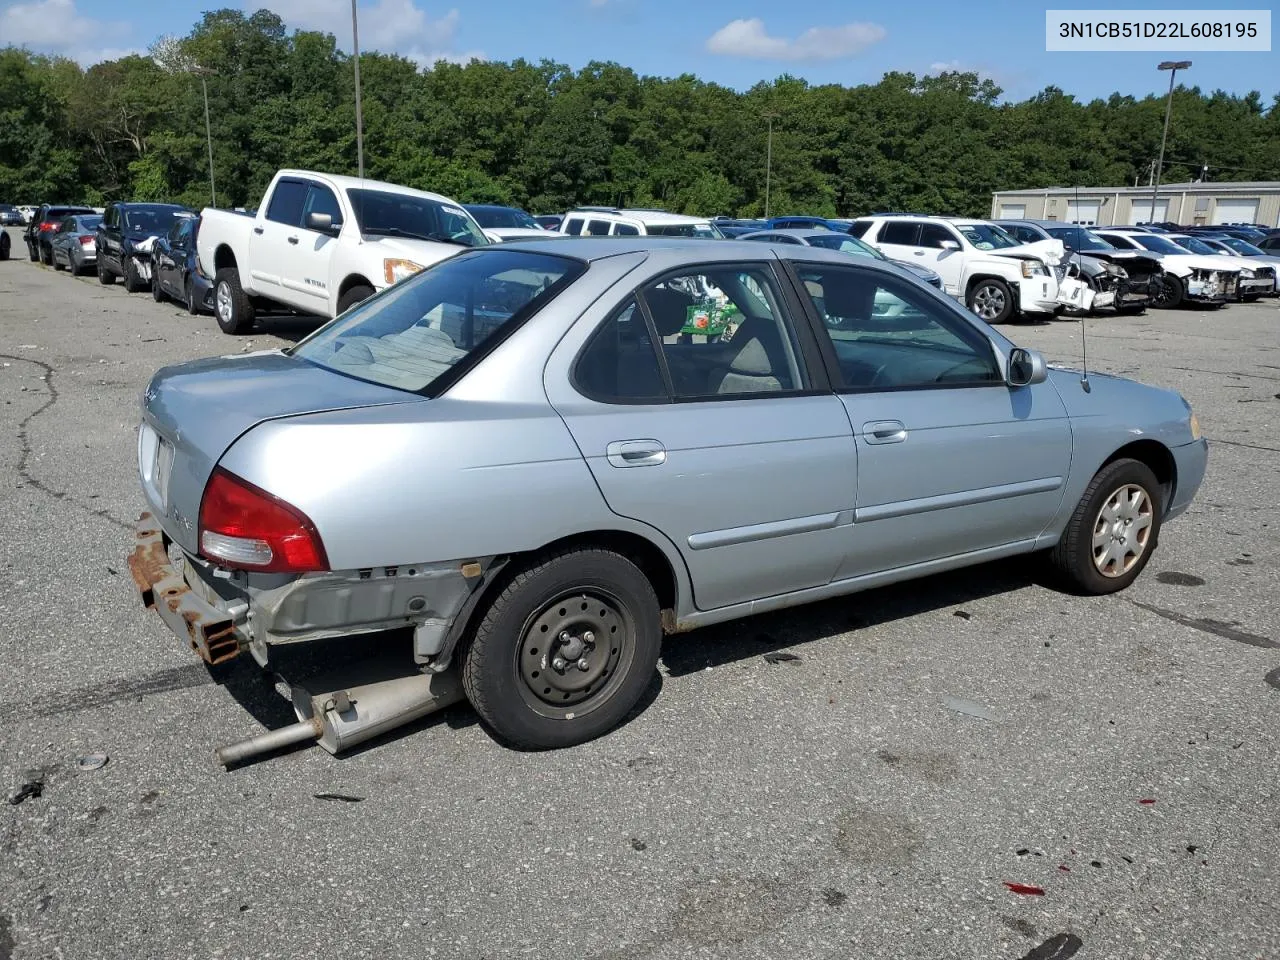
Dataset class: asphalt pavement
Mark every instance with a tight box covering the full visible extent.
[1,254,1277,960]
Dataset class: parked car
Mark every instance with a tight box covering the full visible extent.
[849,214,1070,323]
[24,204,96,263]
[196,169,490,334]
[533,215,563,231]
[151,214,214,314]
[1162,233,1275,301]
[1094,230,1242,308]
[128,237,1207,761]
[763,216,841,231]
[559,208,725,238]
[463,204,549,242]
[1193,234,1280,290]
[994,220,1163,314]
[1259,234,1280,253]
[18,205,39,224]
[1185,224,1267,244]
[95,202,193,291]
[0,203,24,226]
[739,228,944,288]
[714,219,767,238]
[48,214,103,274]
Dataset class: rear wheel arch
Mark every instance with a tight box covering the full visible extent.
[213,244,237,275]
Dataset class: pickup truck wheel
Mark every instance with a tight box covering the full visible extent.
[966,278,1014,323]
[214,269,255,334]
[1154,275,1183,308]
[122,256,146,292]
[337,284,375,314]
[1049,458,1162,595]
[462,548,662,750]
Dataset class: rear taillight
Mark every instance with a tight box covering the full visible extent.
[39,222,57,231]
[79,236,94,245]
[198,467,328,573]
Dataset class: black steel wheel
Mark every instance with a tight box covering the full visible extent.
[462,548,662,749]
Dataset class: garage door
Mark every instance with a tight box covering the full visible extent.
[998,203,1026,219]
[1129,199,1167,224]
[1066,199,1101,225]
[1212,198,1259,225]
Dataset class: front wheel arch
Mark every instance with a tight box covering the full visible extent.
[1101,438,1176,516]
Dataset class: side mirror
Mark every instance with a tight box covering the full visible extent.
[305,211,340,234]
[1008,347,1048,387]
[939,239,960,251]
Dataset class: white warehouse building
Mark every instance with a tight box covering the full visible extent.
[989,181,1280,228]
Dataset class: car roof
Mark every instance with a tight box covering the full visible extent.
[496,235,895,268]
[463,203,524,212]
[276,169,457,204]
[563,208,712,225]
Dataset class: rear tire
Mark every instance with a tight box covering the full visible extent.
[28,239,39,262]
[966,278,1015,324]
[52,251,65,271]
[213,268,254,334]
[337,284,375,315]
[1049,458,1163,595]
[40,243,53,266]
[185,277,199,315]
[151,272,165,302]
[462,548,662,750]
[1154,274,1184,309]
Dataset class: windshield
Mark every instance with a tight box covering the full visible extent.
[647,221,725,239]
[1218,236,1265,255]
[78,216,103,230]
[291,250,582,393]
[1170,235,1224,256]
[467,207,539,230]
[807,233,887,259]
[1046,226,1114,251]
[956,223,1019,250]
[124,206,186,234]
[347,189,490,247]
[1133,234,1193,255]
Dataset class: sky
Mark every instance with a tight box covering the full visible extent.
[2,0,1277,103]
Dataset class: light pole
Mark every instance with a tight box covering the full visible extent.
[763,111,779,219]
[1148,60,1191,224]
[191,66,216,207]
[351,0,365,178]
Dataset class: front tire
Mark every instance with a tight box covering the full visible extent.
[97,259,114,284]
[966,278,1015,324]
[337,284,375,315]
[213,268,254,334]
[121,256,146,292]
[462,548,662,750]
[1049,458,1163,595]
[1154,274,1184,309]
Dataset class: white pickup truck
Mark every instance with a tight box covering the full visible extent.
[196,169,491,333]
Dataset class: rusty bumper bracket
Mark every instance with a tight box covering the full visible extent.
[127,512,242,665]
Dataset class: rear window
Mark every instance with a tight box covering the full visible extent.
[124,205,188,234]
[290,250,584,394]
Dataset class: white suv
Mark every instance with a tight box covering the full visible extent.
[559,207,725,239]
[850,215,1067,323]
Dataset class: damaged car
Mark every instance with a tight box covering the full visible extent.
[994,220,1163,315]
[96,202,193,292]
[128,238,1208,763]
[1095,230,1242,308]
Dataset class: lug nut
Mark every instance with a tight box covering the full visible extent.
[582,630,595,644]
[552,657,568,671]
[577,658,590,671]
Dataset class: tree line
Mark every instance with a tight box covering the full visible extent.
[2,7,1278,219]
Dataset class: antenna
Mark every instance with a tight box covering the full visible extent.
[1074,182,1091,393]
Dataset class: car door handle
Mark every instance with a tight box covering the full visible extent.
[913,250,925,256]
[863,420,908,444]
[287,235,299,245]
[606,439,666,468]
[253,226,264,235]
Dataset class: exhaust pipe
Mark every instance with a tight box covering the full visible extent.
[214,669,464,767]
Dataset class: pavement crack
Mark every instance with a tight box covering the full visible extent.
[1129,600,1277,650]
[1,353,132,532]
[1204,437,1280,454]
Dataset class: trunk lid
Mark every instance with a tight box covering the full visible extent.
[139,350,421,553]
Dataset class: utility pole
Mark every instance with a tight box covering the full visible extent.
[1149,60,1191,223]
[191,66,217,207]
[763,111,779,219]
[352,0,365,178]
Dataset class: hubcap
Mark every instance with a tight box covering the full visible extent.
[972,285,1005,320]
[216,282,232,322]
[1092,483,1153,577]
[516,591,631,718]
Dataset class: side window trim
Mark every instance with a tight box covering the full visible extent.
[777,259,1004,394]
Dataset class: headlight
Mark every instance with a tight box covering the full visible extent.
[1239,267,1255,278]
[1105,263,1128,277]
[383,258,425,285]
[1021,261,1048,278]
[1189,412,1201,441]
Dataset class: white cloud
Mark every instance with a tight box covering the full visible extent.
[706,17,886,62]
[256,0,482,68]
[0,0,133,65]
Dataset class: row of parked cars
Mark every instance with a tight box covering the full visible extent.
[7,173,1277,334]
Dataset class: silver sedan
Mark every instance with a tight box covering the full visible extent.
[129,238,1208,761]
[49,214,103,275]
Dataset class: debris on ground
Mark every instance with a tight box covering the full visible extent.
[942,695,997,722]
[1003,881,1046,896]
[313,793,365,803]
[953,610,973,621]
[629,838,647,851]
[75,753,109,772]
[1138,798,1157,805]
[8,778,45,805]
[762,651,802,665]
[1017,933,1083,960]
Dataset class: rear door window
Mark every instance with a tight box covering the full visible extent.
[879,221,919,245]
[586,219,612,236]
[562,218,584,236]
[266,180,308,226]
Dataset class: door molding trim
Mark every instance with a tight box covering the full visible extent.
[688,510,854,551]
[855,476,1063,523]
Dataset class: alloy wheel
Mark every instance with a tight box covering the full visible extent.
[972,284,1006,320]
